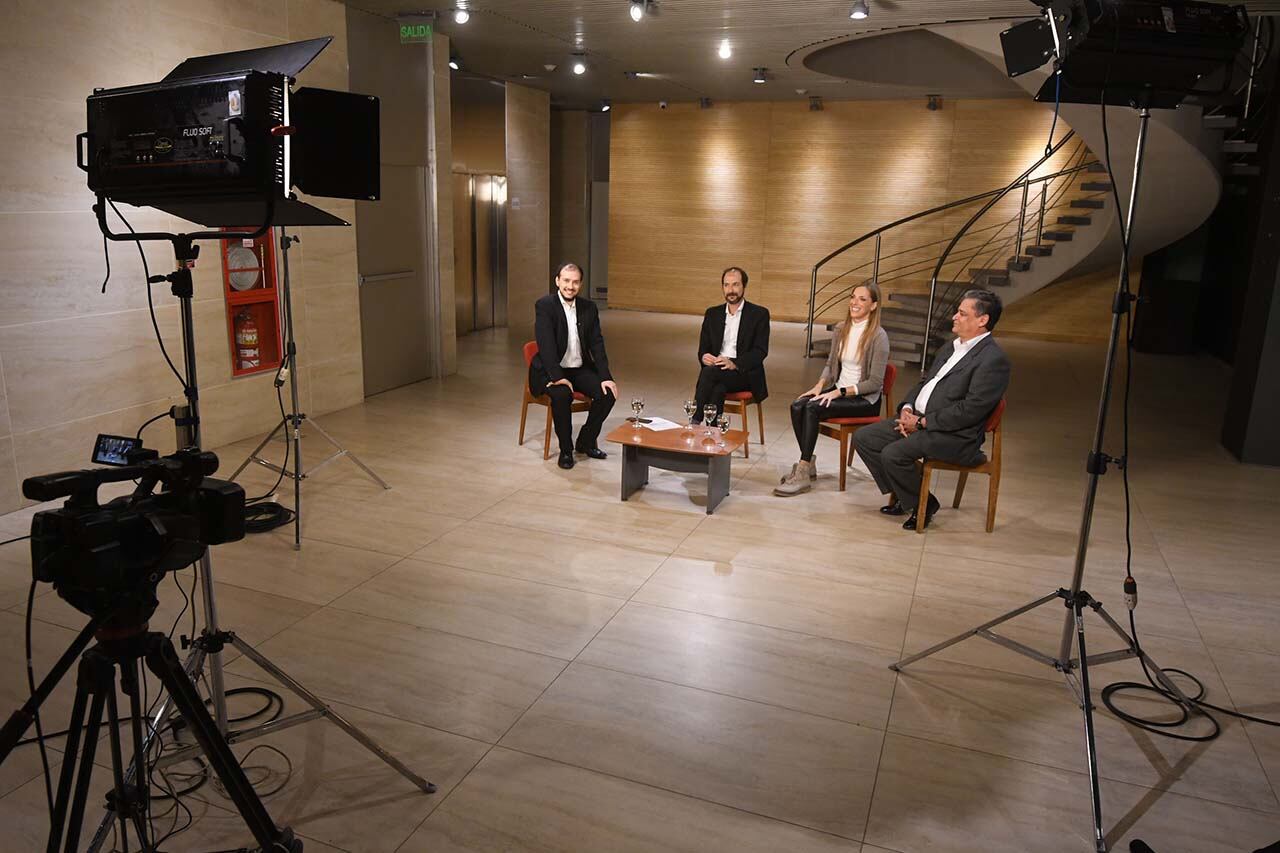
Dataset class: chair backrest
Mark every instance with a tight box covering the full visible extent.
[985,398,1007,433]
[522,340,538,368]
[881,363,899,416]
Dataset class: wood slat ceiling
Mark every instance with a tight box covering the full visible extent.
[342,1,1279,107]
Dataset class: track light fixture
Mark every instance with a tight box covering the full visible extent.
[601,99,612,112]
[718,39,732,60]
[809,95,823,111]
[753,67,767,84]
[449,55,461,71]
[849,0,869,20]
[453,7,470,24]
[630,0,645,22]
[571,54,588,75]
[699,97,713,109]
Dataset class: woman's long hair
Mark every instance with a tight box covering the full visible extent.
[833,282,883,368]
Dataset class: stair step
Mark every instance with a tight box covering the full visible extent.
[1080,181,1112,191]
[1071,198,1105,209]
[1085,162,1108,173]
[1204,114,1239,130]
[1026,244,1054,257]
[1007,256,1032,272]
[1057,214,1092,226]
[969,268,1011,287]
[1223,140,1258,154]
[1043,229,1074,241]
[881,315,930,334]
[1229,163,1262,177]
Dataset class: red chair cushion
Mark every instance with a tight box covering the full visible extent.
[724,392,754,402]
[824,417,880,426]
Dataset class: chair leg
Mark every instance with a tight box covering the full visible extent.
[985,471,1000,533]
[953,472,969,508]
[838,431,848,492]
[739,405,749,459]
[518,400,529,446]
[756,402,765,446]
[916,466,932,535]
[543,406,553,460]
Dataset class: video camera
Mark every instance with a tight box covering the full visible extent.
[23,447,245,629]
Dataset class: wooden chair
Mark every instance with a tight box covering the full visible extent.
[722,391,765,459]
[818,363,898,491]
[915,398,1007,535]
[518,340,591,460]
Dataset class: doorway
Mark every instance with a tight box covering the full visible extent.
[454,173,508,333]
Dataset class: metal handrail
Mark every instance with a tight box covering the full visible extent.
[805,130,1086,354]
[917,130,1082,363]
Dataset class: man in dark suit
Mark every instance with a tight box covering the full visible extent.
[692,266,770,424]
[531,262,619,469]
[854,289,1011,530]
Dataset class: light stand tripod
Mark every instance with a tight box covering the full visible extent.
[228,228,390,551]
[80,212,434,851]
[888,106,1198,853]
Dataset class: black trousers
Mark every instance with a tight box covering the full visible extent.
[532,365,615,454]
[693,364,752,422]
[853,418,982,511]
[790,391,880,461]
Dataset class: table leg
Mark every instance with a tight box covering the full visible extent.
[621,445,647,501]
[706,455,730,514]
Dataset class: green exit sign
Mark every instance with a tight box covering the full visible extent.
[399,22,433,44]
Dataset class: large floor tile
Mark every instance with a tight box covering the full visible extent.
[331,557,623,659]
[866,733,1280,853]
[226,607,565,743]
[412,520,664,598]
[476,489,702,553]
[579,601,897,728]
[204,535,402,606]
[501,663,884,840]
[634,555,914,649]
[887,658,1278,813]
[1185,590,1280,656]
[400,747,860,852]
[1207,645,1280,801]
[285,488,467,556]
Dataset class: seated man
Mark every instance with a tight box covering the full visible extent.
[854,289,1011,531]
[692,266,770,424]
[530,262,618,470]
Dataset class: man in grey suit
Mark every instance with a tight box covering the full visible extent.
[854,289,1011,531]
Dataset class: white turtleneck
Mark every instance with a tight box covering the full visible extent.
[835,318,869,389]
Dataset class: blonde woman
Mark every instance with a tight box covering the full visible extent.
[775,283,890,496]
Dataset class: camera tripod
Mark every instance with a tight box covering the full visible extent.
[227,228,389,551]
[0,618,300,853]
[78,210,435,851]
[889,105,1198,853]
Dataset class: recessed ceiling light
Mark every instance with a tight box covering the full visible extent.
[718,39,732,60]
[572,54,588,75]
[629,0,644,22]
[753,67,767,84]
[849,0,869,20]
[454,7,470,24]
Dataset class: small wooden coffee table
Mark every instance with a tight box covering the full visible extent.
[605,423,747,514]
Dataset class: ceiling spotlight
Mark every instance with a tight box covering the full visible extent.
[849,0,869,20]
[601,99,612,112]
[453,7,470,24]
[718,39,732,60]
[699,97,713,109]
[630,0,645,22]
[927,94,941,111]
[449,56,461,71]
[753,67,767,84]
[572,54,587,75]
[809,95,823,111]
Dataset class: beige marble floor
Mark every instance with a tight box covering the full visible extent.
[2,310,1279,852]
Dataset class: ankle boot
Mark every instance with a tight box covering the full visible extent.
[773,460,813,496]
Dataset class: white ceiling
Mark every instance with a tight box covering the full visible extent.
[342,1,1279,107]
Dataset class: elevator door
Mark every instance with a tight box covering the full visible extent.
[454,174,507,333]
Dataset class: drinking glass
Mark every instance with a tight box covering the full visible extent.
[716,415,731,448]
[702,404,718,442]
[682,399,698,435]
[631,396,645,428]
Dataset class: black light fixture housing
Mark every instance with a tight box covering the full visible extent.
[752,67,767,84]
[808,95,823,111]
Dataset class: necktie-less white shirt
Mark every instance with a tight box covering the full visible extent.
[559,297,583,369]
[907,332,990,415]
[720,304,742,359]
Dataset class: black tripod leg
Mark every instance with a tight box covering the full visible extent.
[104,689,135,852]
[46,676,92,853]
[117,660,153,851]
[61,652,111,853]
[143,633,299,852]
[0,619,98,761]
[1073,599,1107,853]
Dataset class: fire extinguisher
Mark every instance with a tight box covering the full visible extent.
[234,310,260,370]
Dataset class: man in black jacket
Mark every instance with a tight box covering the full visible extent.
[531,263,619,469]
[854,289,1011,530]
[692,266,770,424]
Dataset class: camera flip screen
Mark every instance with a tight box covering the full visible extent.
[92,434,142,467]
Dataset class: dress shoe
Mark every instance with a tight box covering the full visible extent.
[902,493,940,530]
[879,501,907,516]
[576,445,608,460]
[557,452,575,470]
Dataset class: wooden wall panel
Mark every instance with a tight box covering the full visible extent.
[506,83,551,336]
[453,98,506,175]
[608,98,1077,322]
[608,102,772,314]
[551,110,591,283]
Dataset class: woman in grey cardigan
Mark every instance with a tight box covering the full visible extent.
[775,283,890,496]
